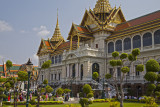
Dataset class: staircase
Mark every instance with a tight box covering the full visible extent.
[91,79,116,98]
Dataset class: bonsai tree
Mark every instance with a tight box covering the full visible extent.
[63,88,71,94]
[105,48,144,107]
[144,59,160,97]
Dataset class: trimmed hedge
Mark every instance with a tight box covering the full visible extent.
[3,101,64,105]
[93,99,107,103]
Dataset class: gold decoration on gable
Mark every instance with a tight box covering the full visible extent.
[112,14,122,24]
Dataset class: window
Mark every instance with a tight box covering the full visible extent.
[55,74,57,80]
[42,75,43,81]
[143,32,152,47]
[59,55,62,63]
[116,40,122,51]
[108,42,114,53]
[72,64,76,78]
[154,29,160,44]
[117,67,121,77]
[59,73,61,80]
[52,56,54,64]
[55,56,58,64]
[51,74,53,81]
[133,35,141,48]
[135,66,140,76]
[96,44,98,48]
[124,38,131,50]
[109,68,113,76]
[81,64,83,80]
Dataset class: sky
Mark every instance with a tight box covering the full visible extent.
[0,0,160,65]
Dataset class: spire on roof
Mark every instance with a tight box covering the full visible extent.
[51,9,64,42]
[93,0,112,14]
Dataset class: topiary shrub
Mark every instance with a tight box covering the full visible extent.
[136,64,144,72]
[132,48,140,56]
[110,60,117,67]
[146,59,160,72]
[117,60,122,66]
[112,51,119,58]
[144,72,158,82]
[147,84,156,91]
[128,54,137,62]
[121,66,130,73]
[120,53,128,59]
[79,98,88,107]
[87,93,93,98]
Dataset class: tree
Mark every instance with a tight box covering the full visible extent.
[6,60,13,76]
[56,88,63,97]
[92,72,99,81]
[144,59,160,97]
[36,60,51,107]
[83,84,92,97]
[0,77,9,107]
[105,48,143,107]
[63,89,71,94]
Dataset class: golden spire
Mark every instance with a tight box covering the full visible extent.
[51,9,64,42]
[93,0,112,14]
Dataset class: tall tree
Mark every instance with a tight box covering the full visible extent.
[36,60,51,107]
[6,60,13,76]
[105,48,144,107]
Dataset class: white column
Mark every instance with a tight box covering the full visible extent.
[67,65,69,77]
[141,35,143,51]
[122,39,124,52]
[131,37,133,50]
[152,32,154,49]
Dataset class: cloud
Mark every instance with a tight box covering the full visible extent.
[0,20,13,32]
[20,30,27,33]
[33,25,50,37]
[31,54,38,66]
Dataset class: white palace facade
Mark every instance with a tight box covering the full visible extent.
[37,0,160,97]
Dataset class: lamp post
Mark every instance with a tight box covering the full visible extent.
[26,58,33,107]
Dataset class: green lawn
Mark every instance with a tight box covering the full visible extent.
[3,103,146,107]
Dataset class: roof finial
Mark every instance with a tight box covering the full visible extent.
[57,8,59,26]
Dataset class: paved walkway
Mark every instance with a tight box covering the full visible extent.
[64,98,79,104]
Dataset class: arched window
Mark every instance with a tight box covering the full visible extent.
[59,55,62,63]
[133,35,141,48]
[116,40,122,51]
[108,42,114,53]
[52,56,54,64]
[154,29,160,44]
[81,64,83,80]
[72,64,76,78]
[55,56,58,64]
[124,38,131,50]
[92,63,99,74]
[143,32,152,47]
[92,63,99,81]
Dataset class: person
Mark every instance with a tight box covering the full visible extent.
[8,93,10,101]
[46,94,48,101]
[30,93,32,101]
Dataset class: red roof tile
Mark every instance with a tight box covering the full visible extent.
[115,10,160,31]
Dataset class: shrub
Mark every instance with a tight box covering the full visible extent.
[146,59,160,72]
[128,54,137,62]
[56,88,64,96]
[132,48,140,56]
[42,95,46,100]
[121,66,130,73]
[147,84,156,91]
[144,72,158,82]
[83,84,92,95]
[110,60,117,67]
[93,99,106,102]
[112,51,119,58]
[88,101,93,104]
[120,53,128,59]
[87,93,93,98]
[117,60,122,66]
[92,72,99,80]
[136,64,144,72]
[79,98,89,107]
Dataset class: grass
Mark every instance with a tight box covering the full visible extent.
[3,102,146,107]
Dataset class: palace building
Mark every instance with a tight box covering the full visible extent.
[37,0,160,97]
